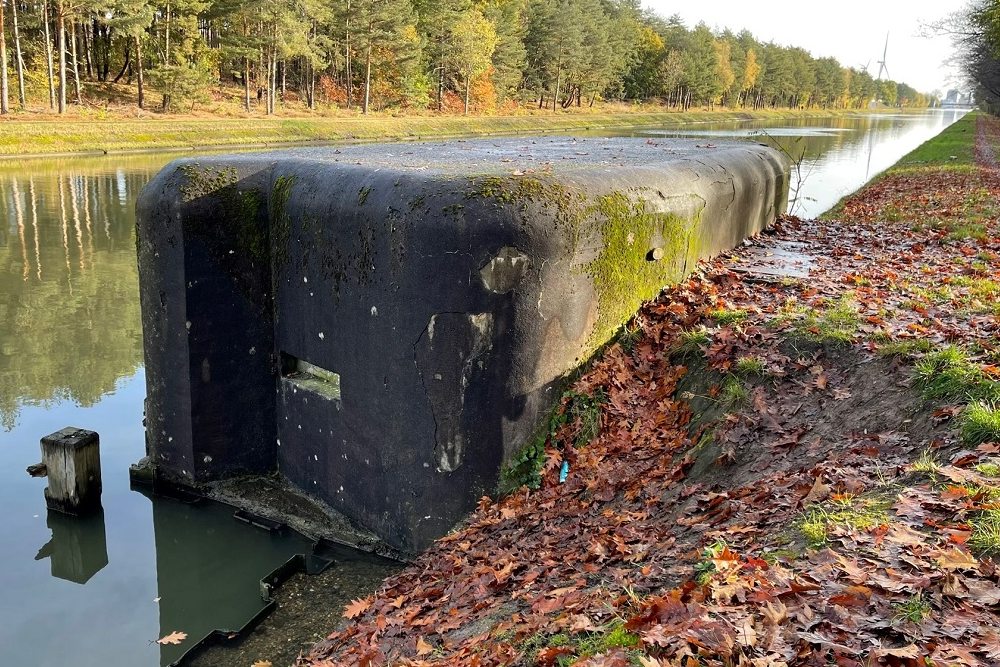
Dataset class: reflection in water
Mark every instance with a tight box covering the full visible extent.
[0,163,147,431]
[34,509,109,585]
[143,496,313,666]
[611,110,967,218]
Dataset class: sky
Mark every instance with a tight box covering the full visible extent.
[642,0,968,95]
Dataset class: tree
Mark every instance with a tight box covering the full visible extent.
[355,0,418,114]
[1,0,9,114]
[415,0,468,110]
[479,0,526,106]
[110,0,155,109]
[451,9,497,114]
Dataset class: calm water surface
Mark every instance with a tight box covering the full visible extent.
[0,109,966,666]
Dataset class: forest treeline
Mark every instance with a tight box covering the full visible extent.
[0,0,935,116]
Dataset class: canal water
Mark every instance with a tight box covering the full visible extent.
[0,109,965,666]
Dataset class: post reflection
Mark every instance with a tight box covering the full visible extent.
[34,510,109,585]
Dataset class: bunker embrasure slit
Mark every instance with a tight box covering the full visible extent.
[281,353,342,401]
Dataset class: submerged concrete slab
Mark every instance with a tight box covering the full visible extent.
[136,137,789,552]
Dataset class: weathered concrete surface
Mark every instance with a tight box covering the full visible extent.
[136,137,789,552]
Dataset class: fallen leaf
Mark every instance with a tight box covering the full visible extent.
[802,476,831,505]
[416,636,434,656]
[933,546,979,571]
[157,631,187,645]
[344,597,372,619]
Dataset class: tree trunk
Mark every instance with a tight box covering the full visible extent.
[280,59,285,102]
[308,62,315,109]
[437,43,444,112]
[362,35,372,115]
[243,56,251,112]
[553,69,561,113]
[57,1,67,114]
[82,20,92,78]
[268,47,277,114]
[43,0,56,109]
[135,35,144,109]
[113,41,131,83]
[11,0,26,108]
[0,0,9,114]
[345,0,353,109]
[71,22,82,105]
[162,1,171,111]
[464,73,470,115]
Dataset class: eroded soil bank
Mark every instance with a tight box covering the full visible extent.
[226,111,1000,667]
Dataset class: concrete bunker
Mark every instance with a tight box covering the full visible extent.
[136,137,789,553]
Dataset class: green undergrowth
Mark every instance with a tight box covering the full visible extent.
[961,401,1000,446]
[499,390,605,494]
[913,345,1000,404]
[792,292,861,344]
[970,509,1000,554]
[797,493,894,548]
[673,327,711,358]
[693,539,729,585]
[519,620,641,666]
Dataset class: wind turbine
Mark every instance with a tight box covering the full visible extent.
[876,33,890,81]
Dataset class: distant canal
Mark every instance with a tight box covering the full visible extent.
[0,108,966,666]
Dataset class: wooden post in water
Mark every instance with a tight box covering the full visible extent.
[40,427,102,515]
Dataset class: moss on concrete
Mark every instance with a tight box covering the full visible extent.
[473,175,703,357]
[585,192,701,354]
[271,174,297,268]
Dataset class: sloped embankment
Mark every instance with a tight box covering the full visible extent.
[300,112,1000,667]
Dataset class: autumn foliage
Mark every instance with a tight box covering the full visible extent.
[300,115,1000,667]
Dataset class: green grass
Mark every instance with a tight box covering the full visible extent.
[519,621,641,666]
[674,327,711,358]
[911,449,941,476]
[891,112,978,169]
[970,509,1000,554]
[893,593,933,623]
[733,355,766,377]
[709,308,749,325]
[878,339,935,358]
[975,461,1000,477]
[720,376,750,407]
[798,494,893,548]
[945,223,989,242]
[913,346,1000,403]
[961,401,1000,446]
[781,295,861,344]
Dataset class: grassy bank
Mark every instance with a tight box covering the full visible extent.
[0,107,917,158]
[287,113,1000,665]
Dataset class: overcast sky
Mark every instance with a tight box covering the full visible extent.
[642,0,967,95]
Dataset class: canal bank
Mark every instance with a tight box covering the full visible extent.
[295,113,1000,665]
[1,107,930,158]
[0,110,970,666]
